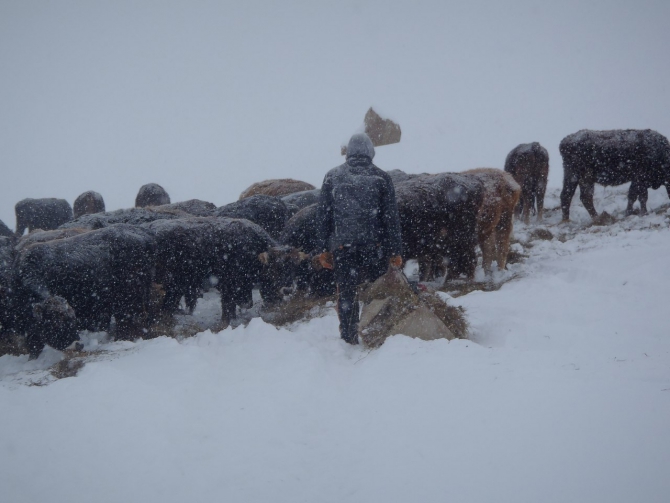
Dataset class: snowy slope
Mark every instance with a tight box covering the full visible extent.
[0,186,669,503]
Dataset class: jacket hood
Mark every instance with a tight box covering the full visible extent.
[346,133,375,160]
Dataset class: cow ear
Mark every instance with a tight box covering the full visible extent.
[258,252,269,265]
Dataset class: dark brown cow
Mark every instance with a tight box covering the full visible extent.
[504,142,549,224]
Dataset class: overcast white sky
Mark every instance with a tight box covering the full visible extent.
[1,0,669,227]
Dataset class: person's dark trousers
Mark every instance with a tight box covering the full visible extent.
[333,244,387,344]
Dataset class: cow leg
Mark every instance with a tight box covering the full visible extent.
[161,287,183,314]
[495,212,514,270]
[561,163,579,222]
[432,256,447,278]
[521,191,532,225]
[535,182,547,222]
[114,313,135,341]
[578,178,598,219]
[639,189,648,215]
[26,329,45,360]
[447,244,476,281]
[560,183,578,221]
[184,288,199,314]
[514,197,523,220]
[218,286,238,327]
[418,257,432,282]
[480,229,495,275]
[626,182,638,215]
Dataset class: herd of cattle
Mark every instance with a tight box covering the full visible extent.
[0,128,669,358]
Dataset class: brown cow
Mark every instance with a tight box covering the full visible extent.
[239,179,315,200]
[462,168,521,274]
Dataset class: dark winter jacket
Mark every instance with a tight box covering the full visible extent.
[315,135,402,258]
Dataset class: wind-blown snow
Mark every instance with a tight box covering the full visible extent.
[1,1,669,227]
[1,186,669,502]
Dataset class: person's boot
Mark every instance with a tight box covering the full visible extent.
[341,328,359,345]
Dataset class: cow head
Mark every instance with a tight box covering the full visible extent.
[257,246,309,303]
[32,295,79,352]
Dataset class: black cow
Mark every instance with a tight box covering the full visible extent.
[395,173,484,281]
[279,204,335,297]
[60,207,191,230]
[214,195,290,240]
[73,191,106,219]
[4,229,90,334]
[144,217,302,325]
[504,142,549,223]
[560,129,670,221]
[13,224,156,357]
[135,183,171,208]
[15,198,73,236]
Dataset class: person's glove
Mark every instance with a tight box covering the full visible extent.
[313,251,334,270]
[389,255,403,269]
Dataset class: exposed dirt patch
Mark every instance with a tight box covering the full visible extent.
[529,228,554,241]
[506,249,529,265]
[50,357,86,379]
[590,211,616,227]
[441,273,522,298]
[261,294,336,327]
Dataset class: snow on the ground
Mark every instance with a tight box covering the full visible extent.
[1,185,669,503]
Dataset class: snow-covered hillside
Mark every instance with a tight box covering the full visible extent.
[1,186,669,503]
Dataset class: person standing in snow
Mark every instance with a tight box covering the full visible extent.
[315,133,403,344]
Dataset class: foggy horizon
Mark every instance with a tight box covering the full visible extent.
[1,0,669,227]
